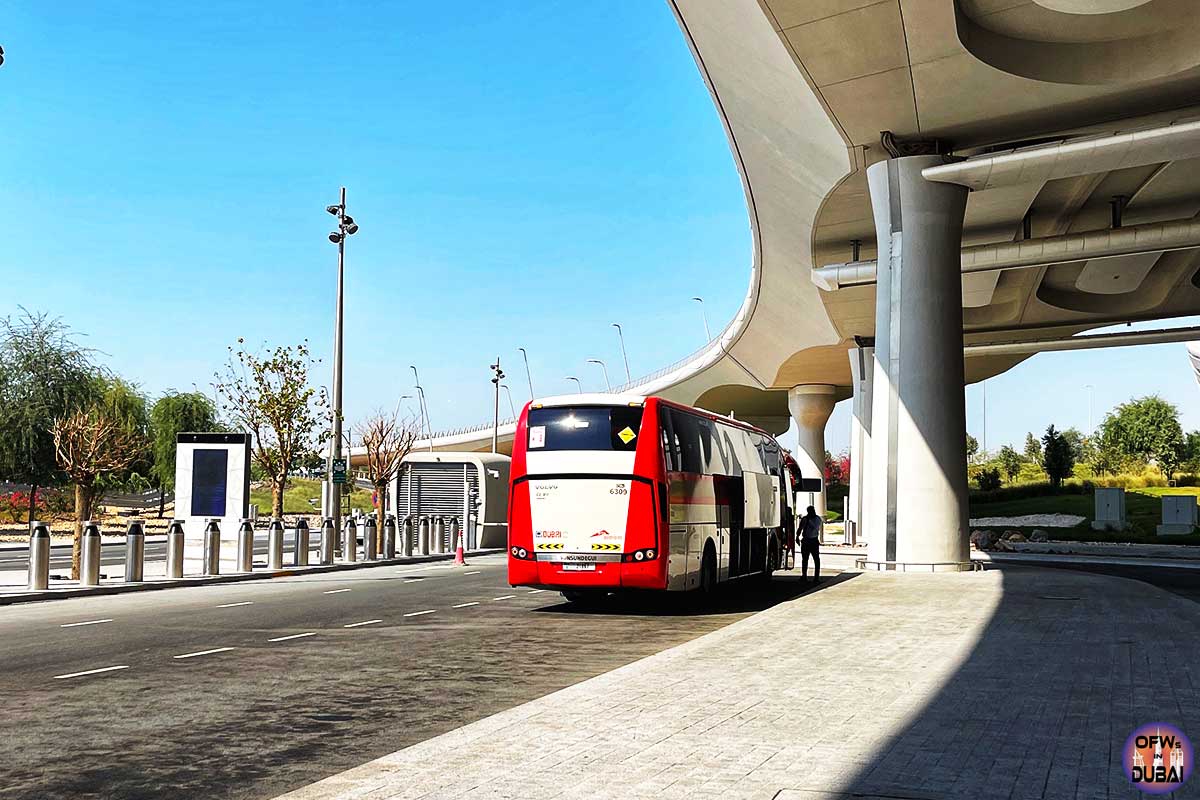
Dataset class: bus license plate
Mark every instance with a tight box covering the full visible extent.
[562,563,596,571]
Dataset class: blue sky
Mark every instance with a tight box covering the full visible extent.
[2,1,1197,457]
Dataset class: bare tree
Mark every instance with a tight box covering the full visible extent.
[53,406,145,578]
[214,339,328,519]
[356,410,419,552]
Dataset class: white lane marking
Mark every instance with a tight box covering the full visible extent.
[403,579,425,584]
[403,609,436,617]
[53,664,129,680]
[343,619,382,628]
[463,571,481,575]
[173,647,236,660]
[60,618,113,628]
[492,595,516,601]
[452,602,479,608]
[268,632,317,642]
[216,601,253,608]
[526,589,545,594]
[323,588,351,594]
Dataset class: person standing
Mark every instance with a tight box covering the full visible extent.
[799,505,822,582]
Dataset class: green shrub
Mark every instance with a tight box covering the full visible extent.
[975,467,1002,491]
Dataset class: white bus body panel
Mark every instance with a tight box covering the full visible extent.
[743,472,780,529]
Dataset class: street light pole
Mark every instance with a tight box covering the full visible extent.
[565,376,582,394]
[326,187,359,539]
[587,359,611,391]
[500,384,517,418]
[490,357,505,454]
[411,365,433,452]
[518,347,534,400]
[611,323,631,384]
[691,296,711,342]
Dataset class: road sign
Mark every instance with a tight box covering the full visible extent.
[332,458,348,484]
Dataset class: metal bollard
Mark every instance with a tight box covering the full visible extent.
[204,519,221,575]
[81,520,102,586]
[166,519,185,578]
[294,518,310,567]
[124,519,145,582]
[268,518,284,570]
[363,516,377,561]
[320,518,335,564]
[237,519,255,572]
[28,520,50,590]
[401,516,413,558]
[449,517,460,554]
[433,517,445,554]
[418,516,430,556]
[343,517,358,562]
[383,515,396,559]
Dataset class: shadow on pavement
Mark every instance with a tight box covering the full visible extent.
[532,570,858,617]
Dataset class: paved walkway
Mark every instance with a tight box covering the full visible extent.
[277,567,1200,800]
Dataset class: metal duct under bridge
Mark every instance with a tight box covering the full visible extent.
[812,217,1200,291]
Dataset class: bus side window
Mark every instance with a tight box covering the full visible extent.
[661,409,679,472]
[673,412,704,474]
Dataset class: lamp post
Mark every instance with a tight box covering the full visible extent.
[411,365,433,452]
[518,347,534,400]
[691,296,711,342]
[500,384,517,419]
[587,359,611,391]
[611,323,631,384]
[565,376,582,394]
[490,357,505,454]
[326,187,359,539]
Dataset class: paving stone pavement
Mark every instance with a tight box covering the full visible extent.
[276,568,1200,800]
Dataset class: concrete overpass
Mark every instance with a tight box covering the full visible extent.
[368,0,1200,572]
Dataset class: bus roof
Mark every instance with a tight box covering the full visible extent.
[529,393,775,439]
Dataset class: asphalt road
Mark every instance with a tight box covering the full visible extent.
[0,554,833,799]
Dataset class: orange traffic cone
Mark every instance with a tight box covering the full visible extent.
[454,529,467,566]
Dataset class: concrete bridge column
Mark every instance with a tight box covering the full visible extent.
[787,384,837,518]
[847,345,874,546]
[865,155,972,571]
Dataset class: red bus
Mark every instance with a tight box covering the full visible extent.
[507,394,798,602]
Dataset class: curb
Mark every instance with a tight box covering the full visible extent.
[0,549,506,606]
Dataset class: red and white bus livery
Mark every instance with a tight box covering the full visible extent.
[507,394,798,600]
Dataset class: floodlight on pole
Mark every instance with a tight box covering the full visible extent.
[490,357,506,454]
[325,186,360,541]
[565,376,582,394]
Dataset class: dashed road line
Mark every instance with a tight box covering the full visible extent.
[53,665,129,680]
[452,601,479,608]
[323,588,351,594]
[268,632,317,642]
[343,619,382,628]
[173,647,236,660]
[403,609,436,618]
[526,589,545,594]
[492,595,516,601]
[463,571,481,575]
[60,618,113,628]
[216,601,253,608]
[403,579,425,583]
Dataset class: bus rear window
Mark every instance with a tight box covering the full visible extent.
[527,406,644,451]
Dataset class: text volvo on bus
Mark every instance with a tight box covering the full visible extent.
[507,394,799,601]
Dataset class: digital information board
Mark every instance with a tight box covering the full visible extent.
[174,432,251,573]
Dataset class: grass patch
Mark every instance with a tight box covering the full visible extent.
[969,486,1200,545]
[249,477,374,515]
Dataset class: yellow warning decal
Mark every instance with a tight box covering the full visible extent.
[591,543,620,551]
[617,426,636,445]
[536,542,564,550]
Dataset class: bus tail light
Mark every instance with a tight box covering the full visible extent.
[623,548,657,563]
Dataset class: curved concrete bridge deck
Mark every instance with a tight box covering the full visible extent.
[277,567,1198,800]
